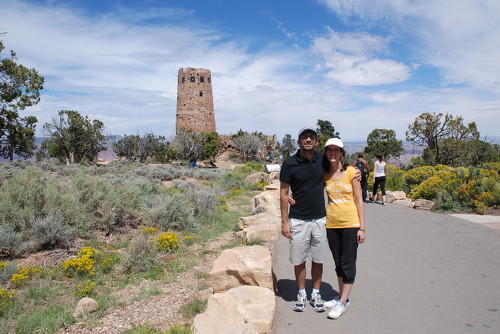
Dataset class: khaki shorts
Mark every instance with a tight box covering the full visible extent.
[289,217,327,265]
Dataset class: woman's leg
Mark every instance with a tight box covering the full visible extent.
[372,177,380,201]
[380,176,387,203]
[338,228,358,302]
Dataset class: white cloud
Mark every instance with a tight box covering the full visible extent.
[311,28,412,86]
[318,0,500,92]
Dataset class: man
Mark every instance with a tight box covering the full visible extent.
[280,126,327,312]
[353,152,369,202]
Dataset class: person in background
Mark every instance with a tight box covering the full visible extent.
[369,154,387,205]
[280,126,327,313]
[352,152,369,203]
[322,138,366,319]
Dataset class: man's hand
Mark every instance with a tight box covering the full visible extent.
[281,220,292,239]
[288,194,296,206]
[353,166,362,182]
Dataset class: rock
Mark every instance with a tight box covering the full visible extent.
[239,212,279,229]
[386,191,407,203]
[73,297,99,318]
[414,199,436,210]
[210,245,273,293]
[219,323,259,334]
[392,199,415,208]
[251,191,280,216]
[263,184,279,190]
[243,223,280,243]
[245,172,267,184]
[192,286,275,334]
[267,171,280,181]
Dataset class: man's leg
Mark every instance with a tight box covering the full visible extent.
[293,262,307,311]
[294,263,306,290]
[311,261,322,290]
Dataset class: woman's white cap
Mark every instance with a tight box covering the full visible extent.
[324,138,344,148]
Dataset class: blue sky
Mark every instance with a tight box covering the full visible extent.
[3,0,500,142]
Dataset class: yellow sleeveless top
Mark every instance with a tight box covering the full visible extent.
[324,166,360,228]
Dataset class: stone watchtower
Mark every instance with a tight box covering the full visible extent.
[176,67,216,134]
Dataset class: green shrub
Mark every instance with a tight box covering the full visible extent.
[147,193,197,231]
[180,298,207,318]
[0,223,21,257]
[173,181,220,216]
[122,236,162,274]
[385,164,405,191]
[23,212,76,253]
[402,166,436,193]
[0,261,18,283]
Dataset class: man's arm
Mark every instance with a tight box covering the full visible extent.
[280,182,292,239]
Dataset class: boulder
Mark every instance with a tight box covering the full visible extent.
[73,297,99,318]
[245,172,267,184]
[392,199,415,208]
[220,323,259,334]
[210,245,273,293]
[251,191,280,216]
[414,199,436,210]
[264,183,279,190]
[244,223,280,243]
[386,191,407,203]
[267,171,280,181]
[239,212,279,229]
[192,286,275,334]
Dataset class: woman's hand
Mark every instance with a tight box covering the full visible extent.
[357,230,365,243]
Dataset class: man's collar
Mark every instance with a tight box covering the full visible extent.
[296,149,319,162]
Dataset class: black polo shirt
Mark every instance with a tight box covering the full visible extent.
[280,150,326,220]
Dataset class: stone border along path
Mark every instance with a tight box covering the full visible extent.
[191,175,282,334]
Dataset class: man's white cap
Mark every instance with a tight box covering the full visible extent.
[324,137,344,148]
[298,126,317,139]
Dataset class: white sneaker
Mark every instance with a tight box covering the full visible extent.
[309,293,326,312]
[324,296,339,308]
[327,301,348,319]
[325,296,350,309]
[293,293,307,312]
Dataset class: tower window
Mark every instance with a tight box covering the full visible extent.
[208,77,211,84]
[199,91,203,97]
[181,77,185,83]
[200,76,205,83]
[190,76,195,82]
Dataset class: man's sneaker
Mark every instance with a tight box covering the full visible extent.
[309,293,326,312]
[382,202,387,206]
[327,301,348,319]
[293,293,307,312]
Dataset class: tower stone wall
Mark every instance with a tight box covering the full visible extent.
[176,67,216,134]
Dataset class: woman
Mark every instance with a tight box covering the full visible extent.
[369,154,387,205]
[322,138,365,319]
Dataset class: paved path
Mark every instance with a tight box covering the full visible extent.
[272,203,500,334]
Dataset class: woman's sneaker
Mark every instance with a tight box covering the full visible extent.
[324,296,339,308]
[327,301,348,319]
[325,296,349,309]
[309,293,326,312]
[293,293,307,312]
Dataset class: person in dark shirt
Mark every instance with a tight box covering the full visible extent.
[352,153,369,202]
[280,126,327,312]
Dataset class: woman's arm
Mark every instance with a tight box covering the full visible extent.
[352,174,366,244]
